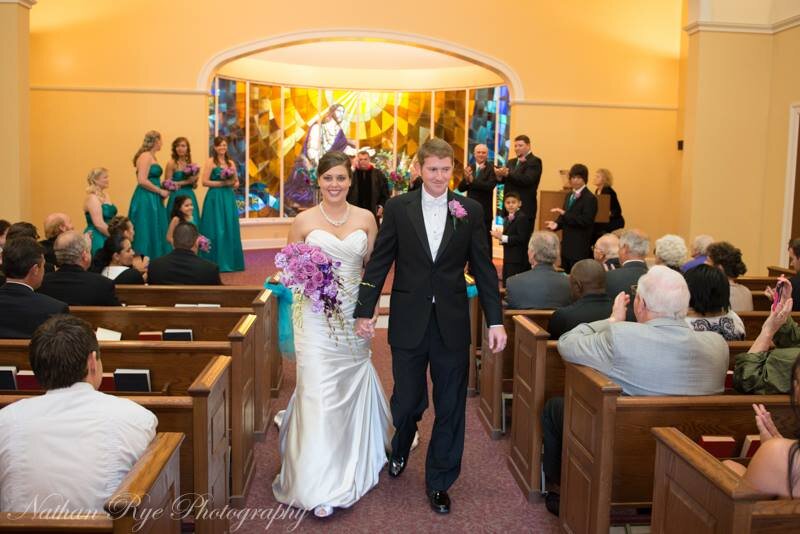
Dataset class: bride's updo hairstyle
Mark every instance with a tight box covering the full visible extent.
[317,151,352,180]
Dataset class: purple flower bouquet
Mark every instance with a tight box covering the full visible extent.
[221,166,235,180]
[163,179,179,191]
[185,162,200,176]
[275,242,345,337]
[197,235,211,253]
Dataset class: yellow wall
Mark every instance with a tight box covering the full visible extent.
[25,0,683,250]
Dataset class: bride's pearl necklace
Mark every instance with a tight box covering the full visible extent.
[319,202,350,227]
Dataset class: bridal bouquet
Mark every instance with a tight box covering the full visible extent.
[275,242,345,337]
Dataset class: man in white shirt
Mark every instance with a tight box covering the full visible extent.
[0,315,157,512]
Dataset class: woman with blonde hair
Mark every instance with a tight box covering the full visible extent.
[128,130,170,259]
[83,167,117,255]
[592,167,625,241]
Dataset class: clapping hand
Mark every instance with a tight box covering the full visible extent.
[494,166,508,179]
[762,297,793,336]
[753,403,783,442]
[609,291,630,322]
[544,221,558,231]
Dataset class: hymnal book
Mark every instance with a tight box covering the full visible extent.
[15,370,40,390]
[163,329,193,341]
[0,366,17,390]
[96,327,122,341]
[740,435,761,458]
[698,435,736,458]
[99,372,116,392]
[174,303,221,308]
[114,369,151,392]
[724,370,734,390]
[138,331,163,341]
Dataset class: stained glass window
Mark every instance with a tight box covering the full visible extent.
[434,90,466,189]
[248,84,282,217]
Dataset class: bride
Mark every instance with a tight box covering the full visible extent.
[272,150,392,518]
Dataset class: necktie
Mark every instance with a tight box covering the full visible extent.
[567,193,576,210]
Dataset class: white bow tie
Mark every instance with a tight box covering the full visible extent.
[422,196,447,208]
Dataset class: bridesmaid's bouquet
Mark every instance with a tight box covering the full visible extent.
[221,166,235,180]
[275,242,345,337]
[184,162,200,176]
[163,179,179,191]
[197,235,211,253]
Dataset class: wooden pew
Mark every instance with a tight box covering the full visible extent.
[0,432,184,534]
[650,427,800,534]
[737,276,778,291]
[751,290,770,311]
[739,311,800,340]
[558,363,795,534]
[767,265,794,277]
[115,284,283,430]
[34,306,256,506]
[478,309,553,438]
[0,356,230,534]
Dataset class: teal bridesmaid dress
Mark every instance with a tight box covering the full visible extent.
[199,166,244,272]
[166,169,200,218]
[84,202,118,256]
[129,163,170,259]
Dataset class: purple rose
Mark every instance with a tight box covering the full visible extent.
[310,250,328,265]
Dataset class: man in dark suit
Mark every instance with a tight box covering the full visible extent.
[548,259,613,338]
[505,231,571,309]
[458,144,496,251]
[0,237,69,339]
[606,229,650,321]
[38,231,120,306]
[148,222,222,285]
[545,164,598,273]
[495,134,542,225]
[354,138,505,514]
[39,213,74,272]
[347,148,390,220]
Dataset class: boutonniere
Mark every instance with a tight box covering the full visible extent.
[508,212,515,222]
[448,199,468,228]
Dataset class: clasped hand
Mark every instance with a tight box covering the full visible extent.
[355,313,379,340]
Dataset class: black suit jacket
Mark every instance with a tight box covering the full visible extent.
[355,189,502,350]
[347,167,390,216]
[606,260,649,321]
[38,264,120,306]
[501,210,532,266]
[548,293,613,338]
[148,249,222,285]
[503,154,542,221]
[457,163,496,224]
[593,185,625,239]
[112,267,145,285]
[38,238,57,273]
[0,282,69,339]
[556,189,598,263]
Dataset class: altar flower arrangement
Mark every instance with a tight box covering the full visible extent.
[163,179,179,191]
[389,170,409,191]
[275,242,345,337]
[197,235,212,253]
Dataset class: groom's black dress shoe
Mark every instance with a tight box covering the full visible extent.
[388,456,406,478]
[427,489,450,514]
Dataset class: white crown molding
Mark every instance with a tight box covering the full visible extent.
[30,85,208,96]
[0,0,37,8]
[685,14,800,35]
[510,99,677,112]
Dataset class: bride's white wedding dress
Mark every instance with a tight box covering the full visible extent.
[272,229,393,512]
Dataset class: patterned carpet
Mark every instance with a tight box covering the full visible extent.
[226,250,559,533]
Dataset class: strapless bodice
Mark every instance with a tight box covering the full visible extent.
[305,229,367,279]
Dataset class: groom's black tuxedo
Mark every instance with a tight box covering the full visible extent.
[355,187,502,493]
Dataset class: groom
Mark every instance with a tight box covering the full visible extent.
[355,138,506,514]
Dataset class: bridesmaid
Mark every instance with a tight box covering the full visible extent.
[164,137,200,218]
[129,130,170,259]
[83,167,117,256]
[199,136,244,272]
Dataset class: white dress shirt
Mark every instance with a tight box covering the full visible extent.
[0,382,157,512]
[421,186,448,260]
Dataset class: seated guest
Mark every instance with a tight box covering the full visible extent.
[592,233,620,271]
[541,265,729,515]
[0,219,8,284]
[654,234,687,271]
[0,238,68,339]
[5,221,38,242]
[787,238,800,311]
[39,212,74,272]
[95,233,145,285]
[148,222,221,285]
[682,234,714,272]
[734,281,798,394]
[491,191,532,284]
[684,264,745,340]
[606,229,649,322]
[91,216,148,275]
[0,315,157,512]
[505,231,571,310]
[38,231,120,306]
[707,241,753,312]
[545,163,598,273]
[547,259,613,338]
[724,352,800,497]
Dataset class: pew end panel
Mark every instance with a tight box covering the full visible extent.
[651,427,800,534]
[507,316,550,502]
[228,314,257,506]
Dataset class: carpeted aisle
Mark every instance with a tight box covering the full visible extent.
[229,250,559,532]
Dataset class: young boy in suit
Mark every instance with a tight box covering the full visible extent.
[491,191,533,285]
[545,164,598,273]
